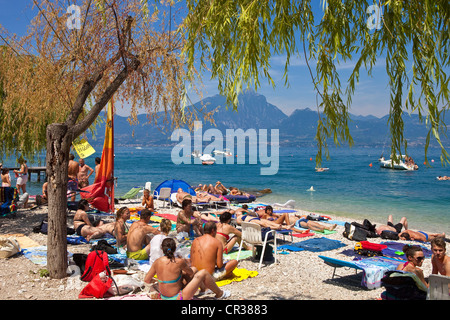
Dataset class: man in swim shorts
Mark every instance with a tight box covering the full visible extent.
[375,215,408,235]
[126,209,160,260]
[190,222,238,281]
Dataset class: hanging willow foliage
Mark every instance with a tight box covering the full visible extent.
[182,0,450,166]
[0,0,206,161]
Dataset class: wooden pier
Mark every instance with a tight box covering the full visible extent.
[9,166,47,182]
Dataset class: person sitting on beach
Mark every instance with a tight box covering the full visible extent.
[1,168,11,187]
[431,237,450,276]
[375,215,408,236]
[144,238,231,300]
[73,199,115,241]
[149,219,173,267]
[293,215,336,233]
[114,207,131,248]
[396,244,428,288]
[141,189,155,212]
[176,199,219,235]
[191,221,238,281]
[399,229,446,243]
[216,211,249,254]
[126,209,160,260]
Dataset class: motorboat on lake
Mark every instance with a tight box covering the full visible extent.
[213,149,232,157]
[379,154,418,171]
[200,154,216,165]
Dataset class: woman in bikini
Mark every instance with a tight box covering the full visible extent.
[73,199,114,241]
[396,244,428,288]
[216,211,250,253]
[114,207,131,248]
[143,238,230,300]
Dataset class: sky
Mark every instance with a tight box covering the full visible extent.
[0,1,442,119]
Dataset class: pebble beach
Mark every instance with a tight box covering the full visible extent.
[0,198,436,302]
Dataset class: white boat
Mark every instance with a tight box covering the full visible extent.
[213,149,232,156]
[379,155,418,171]
[200,154,216,165]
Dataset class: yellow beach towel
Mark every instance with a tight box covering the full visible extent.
[216,268,259,287]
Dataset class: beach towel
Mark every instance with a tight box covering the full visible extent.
[21,246,73,266]
[292,232,315,238]
[381,241,432,260]
[224,249,253,260]
[288,237,346,252]
[353,256,403,289]
[215,268,258,287]
[277,244,305,252]
[2,234,40,249]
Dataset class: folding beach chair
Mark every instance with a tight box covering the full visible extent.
[427,274,450,300]
[156,187,172,208]
[117,187,142,201]
[237,222,277,269]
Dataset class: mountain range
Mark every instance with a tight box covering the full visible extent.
[85,91,447,149]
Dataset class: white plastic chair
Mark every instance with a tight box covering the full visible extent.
[427,274,450,300]
[236,221,277,269]
[157,187,172,208]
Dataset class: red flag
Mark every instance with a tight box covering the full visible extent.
[81,100,115,213]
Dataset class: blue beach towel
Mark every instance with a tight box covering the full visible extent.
[278,237,346,252]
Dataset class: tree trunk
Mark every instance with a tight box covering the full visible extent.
[45,123,73,279]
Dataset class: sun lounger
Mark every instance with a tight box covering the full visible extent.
[319,255,403,289]
[118,187,142,201]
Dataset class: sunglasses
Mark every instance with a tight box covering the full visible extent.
[415,256,425,262]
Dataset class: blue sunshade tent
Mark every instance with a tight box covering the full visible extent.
[154,179,196,196]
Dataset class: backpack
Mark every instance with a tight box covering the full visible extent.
[343,222,367,241]
[381,271,427,300]
[80,250,112,282]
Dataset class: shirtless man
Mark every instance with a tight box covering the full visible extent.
[375,215,408,235]
[126,209,160,260]
[190,222,238,281]
[176,188,224,204]
[77,158,94,188]
[431,237,450,276]
[67,154,79,201]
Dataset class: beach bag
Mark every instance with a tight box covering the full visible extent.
[261,227,274,241]
[380,230,399,240]
[80,250,112,282]
[343,223,367,241]
[79,272,114,299]
[381,271,427,300]
[254,244,274,262]
[0,237,21,259]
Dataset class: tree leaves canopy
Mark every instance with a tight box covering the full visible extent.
[182,0,450,165]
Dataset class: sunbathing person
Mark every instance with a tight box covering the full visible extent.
[175,188,224,204]
[114,207,131,248]
[214,181,228,195]
[256,205,295,226]
[191,222,238,281]
[73,199,115,241]
[144,238,230,300]
[293,215,337,233]
[216,211,249,253]
[431,237,450,276]
[126,209,160,260]
[396,244,428,288]
[375,215,408,235]
[399,229,446,242]
[235,211,293,231]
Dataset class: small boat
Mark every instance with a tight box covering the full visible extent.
[200,154,216,165]
[315,167,329,172]
[379,155,418,171]
[213,149,233,156]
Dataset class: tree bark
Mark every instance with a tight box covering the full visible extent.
[46,123,73,279]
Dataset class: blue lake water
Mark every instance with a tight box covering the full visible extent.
[4,145,450,235]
